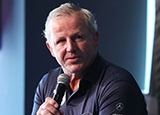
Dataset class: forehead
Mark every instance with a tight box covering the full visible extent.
[50,12,88,32]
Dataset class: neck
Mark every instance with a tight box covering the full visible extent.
[62,67,85,92]
[69,73,81,92]
[63,54,98,91]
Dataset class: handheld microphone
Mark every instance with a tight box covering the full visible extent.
[53,73,70,109]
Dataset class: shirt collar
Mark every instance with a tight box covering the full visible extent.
[81,54,107,84]
[59,54,108,84]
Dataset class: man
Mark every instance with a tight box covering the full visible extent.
[31,3,148,115]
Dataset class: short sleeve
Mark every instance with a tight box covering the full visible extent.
[98,71,147,115]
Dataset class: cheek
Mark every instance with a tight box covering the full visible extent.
[80,41,96,54]
[54,47,66,62]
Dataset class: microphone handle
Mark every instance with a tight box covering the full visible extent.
[53,83,66,110]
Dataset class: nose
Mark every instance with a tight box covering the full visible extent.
[66,39,76,52]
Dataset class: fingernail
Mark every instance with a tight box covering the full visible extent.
[54,103,59,108]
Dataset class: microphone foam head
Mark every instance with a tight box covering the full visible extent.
[57,73,71,86]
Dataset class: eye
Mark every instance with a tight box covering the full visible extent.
[77,35,82,39]
[56,39,66,45]
[72,35,84,42]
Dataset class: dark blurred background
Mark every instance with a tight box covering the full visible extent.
[0,0,159,115]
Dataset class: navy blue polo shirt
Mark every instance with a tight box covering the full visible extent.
[31,55,148,115]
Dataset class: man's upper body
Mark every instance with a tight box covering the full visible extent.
[32,55,148,115]
[32,3,148,115]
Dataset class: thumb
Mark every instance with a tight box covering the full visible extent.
[59,110,64,115]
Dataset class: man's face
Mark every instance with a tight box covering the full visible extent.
[47,13,98,75]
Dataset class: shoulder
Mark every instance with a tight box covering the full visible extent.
[99,58,143,98]
[102,59,137,85]
[31,67,62,114]
[40,67,62,85]
[96,59,147,114]
[36,67,62,99]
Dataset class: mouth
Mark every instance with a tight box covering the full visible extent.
[65,56,81,63]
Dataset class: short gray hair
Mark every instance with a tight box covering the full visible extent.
[44,3,98,43]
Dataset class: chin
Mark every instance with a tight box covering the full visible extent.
[65,65,85,74]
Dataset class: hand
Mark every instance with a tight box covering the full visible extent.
[37,97,64,115]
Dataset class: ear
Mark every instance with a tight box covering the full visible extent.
[46,42,55,57]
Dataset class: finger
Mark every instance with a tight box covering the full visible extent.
[41,101,58,114]
[54,110,64,115]
[45,97,59,108]
[37,97,60,115]
[59,110,64,115]
[37,108,52,115]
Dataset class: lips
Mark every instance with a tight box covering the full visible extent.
[67,56,78,59]
[65,56,81,63]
